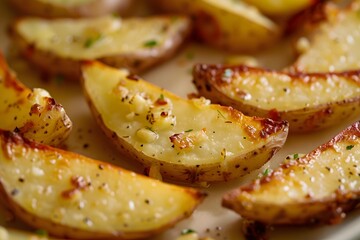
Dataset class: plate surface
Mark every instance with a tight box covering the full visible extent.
[0,1,359,239]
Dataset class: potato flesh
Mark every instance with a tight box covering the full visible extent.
[82,63,285,166]
[216,70,360,111]
[223,122,360,224]
[0,132,202,234]
[0,56,71,146]
[16,16,188,59]
[291,3,360,72]
[242,140,360,203]
[243,0,313,16]
[202,0,275,28]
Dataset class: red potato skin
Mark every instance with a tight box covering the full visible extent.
[192,63,360,132]
[222,121,360,225]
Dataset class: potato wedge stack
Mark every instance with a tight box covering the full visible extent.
[0,53,72,146]
[222,120,360,225]
[82,61,289,184]
[10,15,191,79]
[0,130,205,239]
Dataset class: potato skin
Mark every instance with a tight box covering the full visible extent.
[222,121,360,225]
[193,64,360,133]
[8,0,132,18]
[9,16,191,80]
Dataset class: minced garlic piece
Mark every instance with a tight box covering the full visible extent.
[191,97,211,108]
[129,94,151,114]
[136,127,159,143]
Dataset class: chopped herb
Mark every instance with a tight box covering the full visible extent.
[35,229,48,236]
[143,40,158,48]
[346,145,354,150]
[293,153,299,159]
[84,33,102,48]
[159,94,164,100]
[263,168,270,177]
[217,110,226,119]
[181,229,196,235]
[145,126,155,133]
[243,136,247,139]
[184,129,193,133]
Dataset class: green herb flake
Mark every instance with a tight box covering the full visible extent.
[143,40,158,48]
[185,129,193,133]
[84,33,102,48]
[293,153,299,159]
[217,110,226,119]
[159,94,164,100]
[346,145,354,150]
[181,229,196,235]
[263,168,270,177]
[35,229,48,236]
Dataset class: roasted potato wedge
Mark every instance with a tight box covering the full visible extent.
[242,0,318,17]
[289,1,360,73]
[0,130,205,239]
[10,15,191,79]
[153,0,280,53]
[193,64,360,132]
[222,120,360,225]
[81,61,289,184]
[8,0,132,18]
[0,53,71,146]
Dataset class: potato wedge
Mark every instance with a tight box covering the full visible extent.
[0,52,72,146]
[242,0,318,17]
[192,64,360,132]
[0,130,205,239]
[289,1,360,73]
[222,121,360,225]
[81,61,289,184]
[10,15,191,79]
[153,0,280,53]
[8,0,132,18]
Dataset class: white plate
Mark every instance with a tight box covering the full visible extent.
[0,1,360,239]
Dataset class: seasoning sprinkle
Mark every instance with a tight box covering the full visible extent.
[35,229,48,236]
[346,145,354,150]
[181,229,196,235]
[143,40,158,48]
[84,33,102,48]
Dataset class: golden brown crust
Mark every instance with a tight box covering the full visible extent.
[193,64,360,132]
[222,121,360,225]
